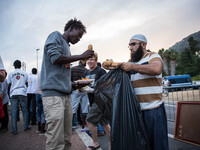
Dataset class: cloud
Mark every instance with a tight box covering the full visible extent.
[0,0,200,74]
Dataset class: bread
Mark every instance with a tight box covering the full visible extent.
[81,44,93,64]
[111,62,119,67]
[103,59,119,67]
[88,44,93,50]
[103,61,112,66]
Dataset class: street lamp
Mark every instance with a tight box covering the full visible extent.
[36,48,40,70]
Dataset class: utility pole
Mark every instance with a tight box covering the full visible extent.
[36,48,40,70]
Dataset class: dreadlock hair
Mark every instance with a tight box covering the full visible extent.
[64,18,86,33]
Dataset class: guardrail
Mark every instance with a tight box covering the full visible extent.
[163,85,200,122]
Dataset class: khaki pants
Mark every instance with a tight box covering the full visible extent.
[43,96,72,150]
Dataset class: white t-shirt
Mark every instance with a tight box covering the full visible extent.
[163,79,170,87]
[7,68,28,97]
[27,74,38,94]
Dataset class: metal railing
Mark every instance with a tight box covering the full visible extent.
[163,85,200,122]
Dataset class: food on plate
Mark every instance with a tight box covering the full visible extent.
[76,78,93,84]
[77,78,90,81]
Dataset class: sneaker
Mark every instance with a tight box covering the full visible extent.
[39,130,46,134]
[86,130,91,136]
[0,128,8,133]
[72,126,77,129]
[24,127,31,131]
[11,131,17,135]
[81,127,89,132]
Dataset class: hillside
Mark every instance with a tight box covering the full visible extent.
[168,30,200,53]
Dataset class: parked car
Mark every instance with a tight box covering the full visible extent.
[193,80,200,89]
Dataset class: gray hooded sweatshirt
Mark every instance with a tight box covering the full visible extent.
[40,31,71,97]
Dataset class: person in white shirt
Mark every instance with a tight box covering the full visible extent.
[7,60,31,135]
[27,68,38,125]
[163,77,170,87]
[163,77,170,96]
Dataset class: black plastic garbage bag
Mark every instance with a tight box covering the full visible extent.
[95,68,150,150]
[95,67,123,121]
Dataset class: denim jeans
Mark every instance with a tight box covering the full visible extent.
[27,93,36,124]
[10,95,29,134]
[36,94,46,123]
[142,103,169,150]
[72,113,78,126]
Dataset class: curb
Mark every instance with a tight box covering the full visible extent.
[75,126,103,150]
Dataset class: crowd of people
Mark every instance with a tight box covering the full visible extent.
[0,18,169,150]
[0,59,46,135]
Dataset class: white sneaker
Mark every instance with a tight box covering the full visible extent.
[72,126,77,129]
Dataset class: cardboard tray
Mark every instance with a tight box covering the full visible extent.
[174,101,200,146]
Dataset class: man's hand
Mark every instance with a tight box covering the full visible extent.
[121,62,133,71]
[0,70,6,82]
[102,61,121,70]
[121,61,162,75]
[72,82,91,90]
[81,50,94,59]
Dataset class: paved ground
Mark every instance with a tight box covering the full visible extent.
[1,112,199,150]
[0,113,91,150]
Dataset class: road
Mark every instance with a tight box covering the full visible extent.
[96,102,200,150]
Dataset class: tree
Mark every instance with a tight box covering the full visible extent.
[176,48,200,76]
[168,49,178,75]
[158,48,169,75]
[158,48,165,58]
[188,37,200,55]
[163,50,171,75]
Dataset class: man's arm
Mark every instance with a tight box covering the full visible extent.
[121,60,162,76]
[54,50,94,65]
[167,81,170,86]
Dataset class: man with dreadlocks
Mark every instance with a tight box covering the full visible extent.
[40,18,94,150]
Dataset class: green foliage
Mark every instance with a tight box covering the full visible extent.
[163,50,170,60]
[160,36,200,77]
[158,48,165,58]
[176,48,200,77]
[192,75,200,80]
[162,70,167,77]
[168,49,178,60]
[188,37,200,54]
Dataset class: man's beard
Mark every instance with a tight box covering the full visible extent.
[131,45,144,62]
